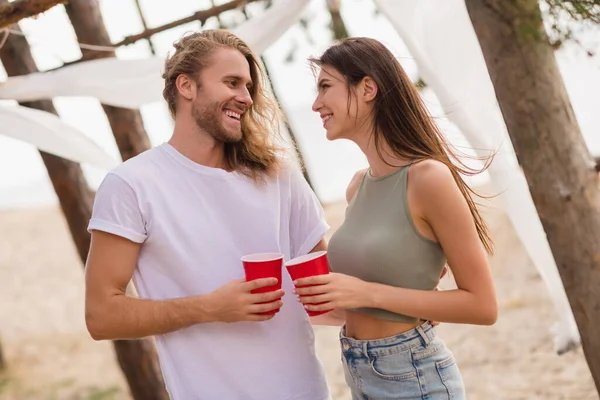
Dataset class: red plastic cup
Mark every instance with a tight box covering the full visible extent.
[285,251,332,317]
[241,253,283,315]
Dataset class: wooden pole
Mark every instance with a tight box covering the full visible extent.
[465,0,600,393]
[113,0,261,48]
[49,0,264,71]
[132,0,156,55]
[0,0,68,29]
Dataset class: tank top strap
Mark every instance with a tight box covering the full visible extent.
[399,160,416,217]
[398,160,415,180]
[349,169,370,206]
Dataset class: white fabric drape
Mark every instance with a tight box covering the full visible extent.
[0,0,310,167]
[375,0,579,353]
[0,57,165,108]
[0,104,119,169]
[0,0,310,108]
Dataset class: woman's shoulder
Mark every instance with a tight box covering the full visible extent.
[409,159,463,211]
[346,169,368,204]
[409,159,454,186]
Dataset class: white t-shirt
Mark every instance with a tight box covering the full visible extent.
[88,143,331,400]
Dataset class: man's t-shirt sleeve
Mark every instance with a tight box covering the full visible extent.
[88,172,147,243]
[288,165,330,259]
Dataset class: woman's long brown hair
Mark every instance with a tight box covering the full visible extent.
[310,37,494,254]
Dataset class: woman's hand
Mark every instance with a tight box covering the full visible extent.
[293,273,373,312]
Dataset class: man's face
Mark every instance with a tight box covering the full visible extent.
[191,47,254,143]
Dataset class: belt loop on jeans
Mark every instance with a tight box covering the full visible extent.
[362,341,369,357]
[416,324,432,346]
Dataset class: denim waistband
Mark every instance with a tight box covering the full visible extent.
[339,321,436,358]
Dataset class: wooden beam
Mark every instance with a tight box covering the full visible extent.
[45,0,263,71]
[0,0,69,29]
[113,0,261,48]
[133,0,156,54]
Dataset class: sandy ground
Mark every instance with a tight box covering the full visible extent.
[0,200,598,400]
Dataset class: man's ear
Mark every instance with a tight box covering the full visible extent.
[175,74,196,101]
[361,76,378,102]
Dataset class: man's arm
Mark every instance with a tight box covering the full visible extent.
[85,231,284,340]
[309,238,327,253]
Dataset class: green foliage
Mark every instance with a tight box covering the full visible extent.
[542,0,600,53]
[545,0,600,24]
[415,78,428,90]
[0,375,9,394]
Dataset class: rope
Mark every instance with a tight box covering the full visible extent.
[5,28,117,52]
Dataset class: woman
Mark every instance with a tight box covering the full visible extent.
[294,37,498,400]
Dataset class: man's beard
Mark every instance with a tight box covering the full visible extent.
[192,100,243,144]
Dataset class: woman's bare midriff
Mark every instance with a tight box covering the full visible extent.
[344,310,423,340]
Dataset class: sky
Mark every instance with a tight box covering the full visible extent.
[0,0,599,208]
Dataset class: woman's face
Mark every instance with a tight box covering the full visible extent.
[312,65,374,142]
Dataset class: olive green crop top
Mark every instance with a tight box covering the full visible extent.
[327,164,446,323]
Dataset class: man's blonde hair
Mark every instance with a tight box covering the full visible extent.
[162,30,285,180]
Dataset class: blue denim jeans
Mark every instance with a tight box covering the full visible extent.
[340,322,465,400]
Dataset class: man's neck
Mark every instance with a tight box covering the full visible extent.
[169,121,229,171]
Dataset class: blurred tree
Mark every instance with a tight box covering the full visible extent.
[465,0,600,394]
[542,0,600,51]
[327,0,349,40]
[287,0,350,62]
[62,1,169,399]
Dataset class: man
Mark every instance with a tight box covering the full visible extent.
[85,30,335,400]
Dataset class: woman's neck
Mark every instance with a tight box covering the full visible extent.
[355,134,412,178]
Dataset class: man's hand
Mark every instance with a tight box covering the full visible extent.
[205,278,284,322]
